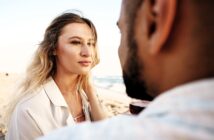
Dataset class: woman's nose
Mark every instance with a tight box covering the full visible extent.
[80,45,91,57]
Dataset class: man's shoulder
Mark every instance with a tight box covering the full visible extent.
[37,115,142,140]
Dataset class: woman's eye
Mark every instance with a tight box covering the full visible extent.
[87,42,95,47]
[70,40,81,45]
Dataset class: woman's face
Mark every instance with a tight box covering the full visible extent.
[55,23,96,75]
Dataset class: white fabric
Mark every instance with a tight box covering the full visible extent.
[38,78,214,140]
[6,77,91,140]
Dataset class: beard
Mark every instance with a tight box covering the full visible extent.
[122,38,154,101]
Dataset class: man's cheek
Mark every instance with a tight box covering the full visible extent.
[118,46,128,68]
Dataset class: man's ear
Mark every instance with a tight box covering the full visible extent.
[140,0,177,55]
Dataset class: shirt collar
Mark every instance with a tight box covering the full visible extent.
[43,77,68,107]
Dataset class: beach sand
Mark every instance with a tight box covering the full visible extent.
[0,72,131,137]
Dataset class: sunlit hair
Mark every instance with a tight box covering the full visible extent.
[6,12,99,124]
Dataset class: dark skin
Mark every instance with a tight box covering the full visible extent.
[118,0,214,99]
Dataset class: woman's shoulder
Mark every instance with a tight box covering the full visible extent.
[16,87,50,113]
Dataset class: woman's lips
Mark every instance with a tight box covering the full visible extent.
[78,61,91,67]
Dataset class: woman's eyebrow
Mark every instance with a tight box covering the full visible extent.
[68,36,82,40]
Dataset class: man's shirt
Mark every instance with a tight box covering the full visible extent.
[38,78,214,140]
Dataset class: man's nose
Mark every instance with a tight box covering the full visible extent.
[80,45,91,57]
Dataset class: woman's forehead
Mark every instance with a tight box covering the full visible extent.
[60,23,95,40]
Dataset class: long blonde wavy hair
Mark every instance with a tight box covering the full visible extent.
[7,12,99,124]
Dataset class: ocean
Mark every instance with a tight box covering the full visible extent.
[93,75,126,95]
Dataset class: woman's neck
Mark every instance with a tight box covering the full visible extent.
[53,72,79,96]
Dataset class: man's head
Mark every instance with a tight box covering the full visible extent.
[118,0,153,100]
[118,0,214,100]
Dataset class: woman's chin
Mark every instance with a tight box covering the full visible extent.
[77,70,90,75]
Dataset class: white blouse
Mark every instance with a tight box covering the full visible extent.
[6,77,91,140]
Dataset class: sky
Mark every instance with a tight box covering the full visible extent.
[0,0,122,76]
